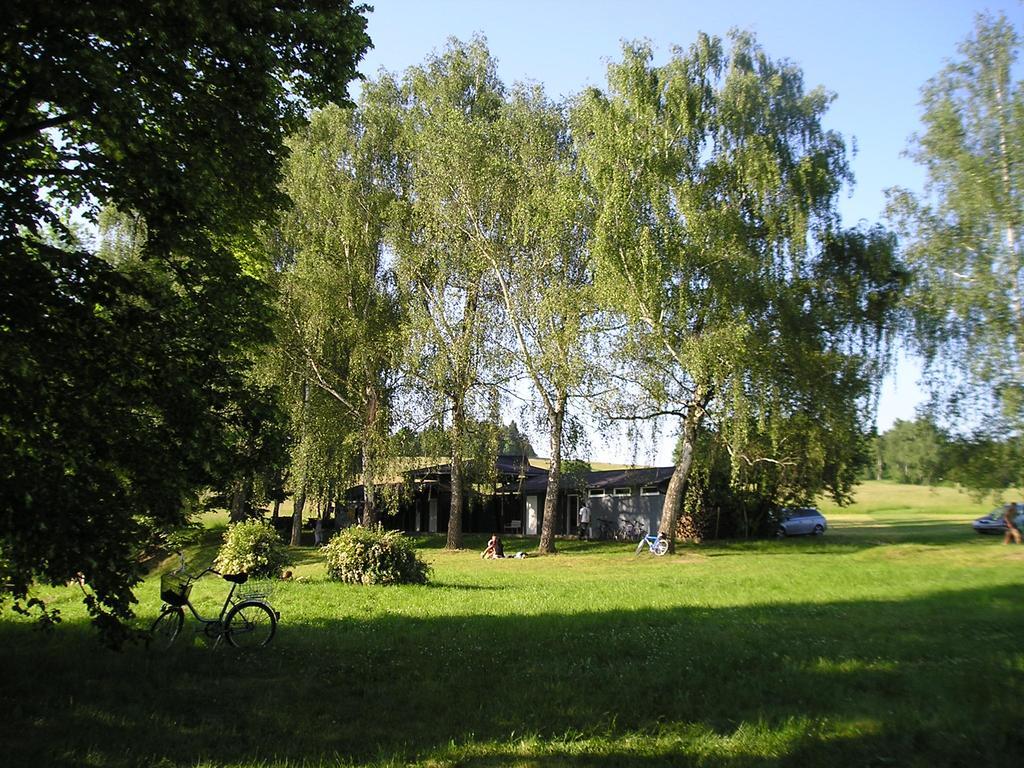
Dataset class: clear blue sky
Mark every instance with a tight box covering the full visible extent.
[356,1,1022,462]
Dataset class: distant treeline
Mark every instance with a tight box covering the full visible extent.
[866,418,1020,490]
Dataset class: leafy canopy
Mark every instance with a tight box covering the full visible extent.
[887,12,1024,448]
[0,1,370,640]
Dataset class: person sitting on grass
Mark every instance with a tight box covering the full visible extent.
[481,534,505,559]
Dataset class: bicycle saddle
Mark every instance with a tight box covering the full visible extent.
[223,573,249,584]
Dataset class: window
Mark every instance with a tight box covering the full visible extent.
[640,486,661,496]
[588,489,606,497]
[612,487,631,497]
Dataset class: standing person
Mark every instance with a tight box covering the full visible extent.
[1004,502,1022,544]
[314,516,323,546]
[578,501,591,540]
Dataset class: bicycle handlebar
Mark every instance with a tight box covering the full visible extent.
[171,551,223,580]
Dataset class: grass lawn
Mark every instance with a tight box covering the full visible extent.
[2,481,1023,767]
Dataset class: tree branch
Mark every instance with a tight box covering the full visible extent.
[608,409,687,421]
[0,111,81,147]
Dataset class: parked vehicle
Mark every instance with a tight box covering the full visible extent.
[619,519,645,542]
[774,507,827,538]
[150,552,280,650]
[972,503,1024,535]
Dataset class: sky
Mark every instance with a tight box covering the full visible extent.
[354,0,1022,464]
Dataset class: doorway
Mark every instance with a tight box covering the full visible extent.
[567,494,580,536]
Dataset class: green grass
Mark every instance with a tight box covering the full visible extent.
[2,481,1023,767]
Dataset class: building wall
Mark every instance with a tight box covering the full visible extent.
[587,490,663,538]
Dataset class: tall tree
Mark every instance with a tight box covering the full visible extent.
[886,12,1023,481]
[0,1,370,638]
[488,88,597,553]
[878,418,949,484]
[576,34,903,549]
[266,95,403,542]
[392,38,507,549]
[98,209,292,526]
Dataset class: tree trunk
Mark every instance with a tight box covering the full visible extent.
[272,498,281,521]
[538,394,566,554]
[362,386,381,527]
[364,481,378,527]
[447,395,466,549]
[658,398,705,552]
[362,443,379,527]
[290,490,306,547]
[228,479,248,524]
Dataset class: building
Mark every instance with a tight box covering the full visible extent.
[348,456,675,538]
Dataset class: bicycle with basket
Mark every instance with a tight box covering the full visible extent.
[151,553,280,650]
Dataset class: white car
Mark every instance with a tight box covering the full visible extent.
[774,507,828,537]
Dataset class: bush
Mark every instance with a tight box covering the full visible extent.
[215,519,292,579]
[323,526,430,585]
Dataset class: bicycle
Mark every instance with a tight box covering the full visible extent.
[150,553,280,650]
[620,519,645,542]
[635,531,669,556]
[595,518,616,541]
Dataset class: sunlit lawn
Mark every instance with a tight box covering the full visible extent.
[2,481,1023,767]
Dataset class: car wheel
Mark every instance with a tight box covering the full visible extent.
[813,524,824,536]
[775,527,786,538]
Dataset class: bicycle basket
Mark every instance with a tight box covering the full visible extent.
[236,579,274,602]
[160,572,192,606]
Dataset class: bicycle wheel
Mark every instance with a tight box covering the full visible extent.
[634,540,645,556]
[225,601,277,649]
[150,606,184,649]
[654,539,669,556]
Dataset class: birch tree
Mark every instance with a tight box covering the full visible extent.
[393,38,507,549]
[887,13,1024,460]
[267,93,402,543]
[488,89,597,553]
[576,33,903,549]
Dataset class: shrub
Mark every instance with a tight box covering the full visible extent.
[215,519,292,579]
[323,526,430,585]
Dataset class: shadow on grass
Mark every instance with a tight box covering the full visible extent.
[2,582,1022,767]
[699,519,982,558]
[286,547,326,568]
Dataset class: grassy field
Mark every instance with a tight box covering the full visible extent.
[2,481,1023,767]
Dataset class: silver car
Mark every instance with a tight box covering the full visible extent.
[775,507,827,537]
[972,503,1024,535]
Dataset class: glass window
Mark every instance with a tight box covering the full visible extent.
[640,486,661,496]
[613,487,631,496]
[588,489,605,497]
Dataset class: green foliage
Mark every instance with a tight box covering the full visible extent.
[0,1,370,639]
[395,419,536,459]
[1,236,276,641]
[262,98,403,531]
[877,418,949,484]
[886,12,1024,484]
[323,526,430,585]
[867,417,1023,494]
[675,421,872,540]
[388,38,515,549]
[575,33,904,541]
[214,519,292,580]
[560,460,593,494]
[2,1,370,245]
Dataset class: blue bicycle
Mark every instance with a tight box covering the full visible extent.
[635,532,669,556]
